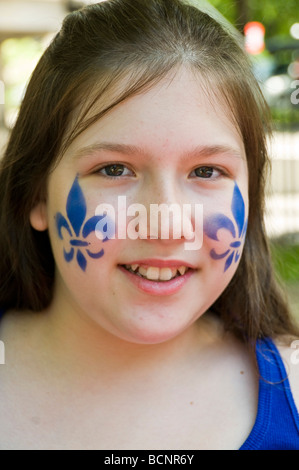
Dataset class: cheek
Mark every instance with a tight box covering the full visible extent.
[48,175,118,275]
[203,182,248,274]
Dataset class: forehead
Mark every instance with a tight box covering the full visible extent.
[63,67,246,163]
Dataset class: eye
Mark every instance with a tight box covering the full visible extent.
[189,166,224,179]
[97,164,134,178]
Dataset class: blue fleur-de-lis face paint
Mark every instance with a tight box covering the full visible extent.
[55,176,113,272]
[204,182,248,272]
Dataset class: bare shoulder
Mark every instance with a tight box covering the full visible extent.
[275,336,299,410]
[0,308,41,335]
[0,309,44,371]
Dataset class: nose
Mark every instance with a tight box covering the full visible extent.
[137,174,195,243]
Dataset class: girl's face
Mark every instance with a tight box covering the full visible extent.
[31,68,248,344]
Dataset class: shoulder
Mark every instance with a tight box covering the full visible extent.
[0,309,43,360]
[274,336,299,411]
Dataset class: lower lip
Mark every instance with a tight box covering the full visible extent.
[118,265,195,296]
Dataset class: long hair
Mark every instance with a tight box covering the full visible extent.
[0,0,297,341]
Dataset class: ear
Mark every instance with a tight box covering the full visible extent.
[30,202,48,231]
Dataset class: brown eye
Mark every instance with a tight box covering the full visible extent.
[98,164,133,178]
[102,164,125,176]
[193,166,215,178]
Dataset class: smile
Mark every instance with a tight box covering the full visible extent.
[122,264,190,281]
[118,260,196,296]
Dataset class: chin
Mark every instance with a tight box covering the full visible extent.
[119,321,187,345]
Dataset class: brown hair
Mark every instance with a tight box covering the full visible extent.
[0,0,298,342]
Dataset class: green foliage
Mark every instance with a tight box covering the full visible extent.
[271,242,299,283]
[208,0,298,38]
[271,241,299,318]
[207,0,236,24]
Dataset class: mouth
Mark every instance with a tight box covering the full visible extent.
[118,261,197,296]
[120,264,192,282]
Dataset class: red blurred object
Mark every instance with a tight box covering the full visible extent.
[244,21,266,55]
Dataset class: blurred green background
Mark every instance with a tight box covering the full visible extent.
[209,0,298,36]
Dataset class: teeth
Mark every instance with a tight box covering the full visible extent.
[178,266,187,276]
[124,264,189,281]
[138,266,149,277]
[144,267,160,280]
[159,268,175,281]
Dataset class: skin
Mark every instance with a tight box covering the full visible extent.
[32,66,249,346]
[0,67,298,450]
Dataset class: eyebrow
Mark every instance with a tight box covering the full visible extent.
[73,141,245,161]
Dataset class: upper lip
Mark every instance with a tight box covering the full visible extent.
[120,259,197,269]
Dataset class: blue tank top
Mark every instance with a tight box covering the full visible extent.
[240,337,299,450]
[0,309,298,449]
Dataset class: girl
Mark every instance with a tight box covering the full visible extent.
[0,0,298,450]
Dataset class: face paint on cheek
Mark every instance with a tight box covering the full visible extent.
[203,182,248,272]
[54,175,111,272]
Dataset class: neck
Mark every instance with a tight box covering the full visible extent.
[34,286,223,388]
